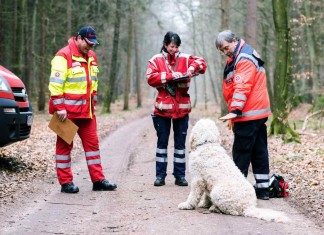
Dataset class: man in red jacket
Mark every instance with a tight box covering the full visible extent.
[146,31,207,187]
[48,26,116,193]
[215,30,271,200]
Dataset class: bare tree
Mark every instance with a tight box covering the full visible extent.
[245,0,257,48]
[38,0,46,111]
[123,2,133,111]
[220,0,230,116]
[104,0,122,113]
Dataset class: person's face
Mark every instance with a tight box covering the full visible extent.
[165,42,179,55]
[76,35,95,55]
[219,39,238,58]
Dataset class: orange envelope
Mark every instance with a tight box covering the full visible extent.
[48,113,79,145]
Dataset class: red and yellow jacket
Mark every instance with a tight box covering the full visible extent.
[223,39,271,122]
[48,37,99,119]
[146,50,206,119]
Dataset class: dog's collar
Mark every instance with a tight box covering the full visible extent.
[193,140,214,149]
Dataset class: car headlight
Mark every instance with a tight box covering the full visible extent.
[0,76,11,92]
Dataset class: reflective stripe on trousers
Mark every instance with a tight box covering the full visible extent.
[152,114,189,178]
[232,118,270,188]
[55,117,105,185]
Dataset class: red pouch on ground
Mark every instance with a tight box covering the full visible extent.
[269,174,289,198]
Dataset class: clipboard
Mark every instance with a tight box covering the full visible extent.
[48,113,79,145]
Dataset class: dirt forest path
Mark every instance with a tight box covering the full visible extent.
[0,116,322,235]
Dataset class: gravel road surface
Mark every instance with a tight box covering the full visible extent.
[0,116,322,235]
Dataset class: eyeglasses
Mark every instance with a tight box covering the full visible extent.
[82,37,95,48]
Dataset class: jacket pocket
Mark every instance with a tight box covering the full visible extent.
[155,96,175,114]
[178,93,191,114]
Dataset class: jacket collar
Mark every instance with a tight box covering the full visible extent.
[68,37,83,57]
[233,39,245,59]
[161,50,180,63]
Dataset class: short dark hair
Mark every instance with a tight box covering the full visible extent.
[160,31,181,53]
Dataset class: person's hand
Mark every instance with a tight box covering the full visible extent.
[219,113,237,122]
[57,109,67,122]
[172,72,183,79]
[187,66,195,77]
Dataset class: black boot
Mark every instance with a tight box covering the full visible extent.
[154,177,165,186]
[254,186,270,200]
[93,179,117,191]
[61,182,79,193]
[175,177,188,186]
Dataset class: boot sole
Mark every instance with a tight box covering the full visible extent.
[93,186,117,191]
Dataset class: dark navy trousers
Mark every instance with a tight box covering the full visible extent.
[152,114,189,179]
[232,118,270,190]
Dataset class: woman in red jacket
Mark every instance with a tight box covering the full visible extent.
[146,31,207,187]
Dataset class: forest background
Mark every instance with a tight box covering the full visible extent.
[0,0,323,136]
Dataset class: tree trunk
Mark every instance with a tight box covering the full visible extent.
[220,0,230,116]
[104,0,122,113]
[12,0,18,73]
[28,0,38,97]
[303,1,319,105]
[134,6,142,108]
[123,3,133,111]
[37,0,46,111]
[66,0,72,41]
[16,0,25,80]
[245,0,257,48]
[190,5,198,108]
[269,0,298,142]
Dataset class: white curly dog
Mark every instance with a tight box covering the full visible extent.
[178,118,288,223]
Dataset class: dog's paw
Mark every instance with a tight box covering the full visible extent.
[209,205,221,213]
[178,202,195,210]
[198,199,212,208]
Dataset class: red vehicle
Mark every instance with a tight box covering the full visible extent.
[0,65,33,147]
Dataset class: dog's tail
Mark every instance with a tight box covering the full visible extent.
[244,206,289,223]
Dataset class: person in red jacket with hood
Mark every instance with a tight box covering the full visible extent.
[215,30,271,200]
[48,26,116,193]
[146,31,207,187]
